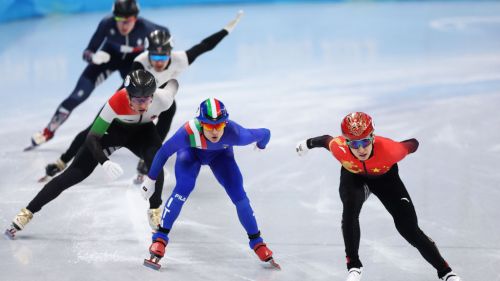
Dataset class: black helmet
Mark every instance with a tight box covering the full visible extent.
[147,30,173,55]
[124,69,156,98]
[113,0,139,18]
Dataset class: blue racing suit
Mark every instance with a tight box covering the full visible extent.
[148,119,271,249]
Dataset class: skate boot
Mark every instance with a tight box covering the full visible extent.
[26,128,54,151]
[253,242,281,270]
[346,267,362,281]
[5,208,33,239]
[143,238,167,270]
[147,208,161,230]
[39,158,67,182]
[133,159,148,184]
[441,272,462,281]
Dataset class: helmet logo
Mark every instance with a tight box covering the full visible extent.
[346,115,367,137]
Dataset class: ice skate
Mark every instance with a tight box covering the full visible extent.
[4,208,33,239]
[25,128,54,151]
[441,271,462,281]
[253,242,281,270]
[346,267,362,281]
[143,238,167,270]
[147,208,161,230]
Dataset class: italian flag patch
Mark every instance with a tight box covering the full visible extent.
[205,98,222,119]
[184,119,207,149]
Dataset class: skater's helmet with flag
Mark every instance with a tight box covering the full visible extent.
[196,98,229,124]
[113,0,139,17]
[124,69,156,98]
[341,112,374,140]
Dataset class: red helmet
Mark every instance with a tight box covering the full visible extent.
[341,112,374,140]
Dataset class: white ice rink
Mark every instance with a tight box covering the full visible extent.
[1,1,500,281]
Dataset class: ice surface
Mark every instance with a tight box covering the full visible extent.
[1,2,499,281]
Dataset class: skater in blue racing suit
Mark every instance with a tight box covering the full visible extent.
[140,98,280,269]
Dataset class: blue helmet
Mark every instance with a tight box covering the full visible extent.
[196,98,229,124]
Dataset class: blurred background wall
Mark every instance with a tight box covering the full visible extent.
[0,0,346,23]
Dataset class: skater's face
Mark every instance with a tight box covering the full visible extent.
[129,96,153,113]
[202,122,226,143]
[149,53,171,72]
[347,136,374,161]
[115,16,137,35]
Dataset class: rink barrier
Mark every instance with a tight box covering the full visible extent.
[0,0,344,23]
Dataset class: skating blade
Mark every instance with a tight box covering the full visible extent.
[23,145,36,152]
[268,258,281,270]
[143,258,161,270]
[38,175,50,183]
[4,228,15,240]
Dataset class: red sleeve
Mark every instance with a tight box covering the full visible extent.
[108,89,135,115]
[381,137,411,163]
[328,137,350,162]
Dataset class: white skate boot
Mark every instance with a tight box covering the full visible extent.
[5,208,33,239]
[25,128,54,151]
[346,267,362,281]
[441,271,462,281]
[147,208,161,230]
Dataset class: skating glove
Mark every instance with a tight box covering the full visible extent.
[45,158,67,177]
[254,143,265,151]
[224,10,244,33]
[91,50,110,65]
[102,160,123,181]
[295,140,309,156]
[141,176,156,200]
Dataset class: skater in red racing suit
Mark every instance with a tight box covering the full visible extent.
[295,112,462,281]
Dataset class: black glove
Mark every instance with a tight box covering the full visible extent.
[45,158,66,176]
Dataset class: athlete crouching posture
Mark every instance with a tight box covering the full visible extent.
[6,70,177,238]
[140,98,280,270]
[295,112,462,281]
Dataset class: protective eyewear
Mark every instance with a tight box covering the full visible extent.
[149,54,170,62]
[130,96,152,104]
[346,137,373,149]
[114,16,136,23]
[201,122,226,131]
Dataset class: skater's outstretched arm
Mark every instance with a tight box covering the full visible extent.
[295,135,333,156]
[227,121,270,149]
[401,138,419,153]
[185,11,244,64]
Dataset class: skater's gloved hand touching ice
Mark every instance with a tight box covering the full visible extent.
[102,160,124,181]
[224,10,244,33]
[141,176,156,200]
[296,139,310,156]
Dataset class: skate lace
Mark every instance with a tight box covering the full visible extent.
[15,209,33,227]
[148,208,161,229]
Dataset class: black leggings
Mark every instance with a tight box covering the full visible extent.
[27,123,164,213]
[339,164,451,277]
